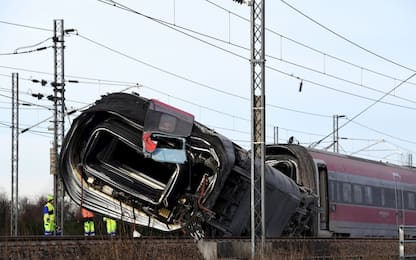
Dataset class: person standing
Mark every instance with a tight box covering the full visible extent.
[103,217,117,236]
[81,207,95,236]
[43,195,56,236]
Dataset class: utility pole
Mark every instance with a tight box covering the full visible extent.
[53,19,65,235]
[332,115,345,153]
[231,0,266,256]
[273,126,278,144]
[250,0,266,258]
[10,72,19,236]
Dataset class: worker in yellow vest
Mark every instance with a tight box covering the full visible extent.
[43,195,56,235]
[103,217,117,236]
[81,208,95,236]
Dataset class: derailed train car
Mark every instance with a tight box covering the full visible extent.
[60,92,317,238]
[60,92,416,238]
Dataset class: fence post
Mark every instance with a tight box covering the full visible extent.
[400,225,405,259]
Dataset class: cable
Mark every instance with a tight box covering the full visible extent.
[76,32,414,111]
[0,92,53,110]
[94,1,416,111]
[1,18,414,147]
[110,1,416,106]
[269,56,416,106]
[279,0,416,73]
[0,20,51,32]
[0,120,52,133]
[2,17,413,112]
[310,72,416,148]
[0,124,52,138]
[204,0,416,88]
[0,46,52,56]
[350,120,416,146]
[266,66,416,111]
[15,37,53,52]
[59,31,331,118]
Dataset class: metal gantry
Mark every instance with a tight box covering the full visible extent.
[249,0,266,257]
[53,19,66,235]
[10,72,19,236]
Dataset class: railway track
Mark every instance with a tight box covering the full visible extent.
[0,236,412,259]
[0,236,203,260]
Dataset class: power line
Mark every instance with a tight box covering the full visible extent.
[279,0,416,73]
[310,72,416,148]
[1,66,413,158]
[57,32,332,117]
[204,0,416,88]
[93,1,416,111]
[0,120,50,131]
[0,20,51,32]
[0,36,53,55]
[350,120,416,146]
[266,66,416,111]
[0,35,413,148]
[0,92,53,110]
[105,2,416,106]
[2,16,414,112]
[1,18,414,146]
[0,46,52,56]
[0,123,53,138]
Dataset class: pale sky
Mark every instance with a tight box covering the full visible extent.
[1,0,416,199]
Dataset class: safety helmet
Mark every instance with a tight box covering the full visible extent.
[47,194,53,202]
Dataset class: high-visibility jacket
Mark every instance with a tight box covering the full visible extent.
[43,202,55,235]
[82,208,95,236]
[103,217,117,235]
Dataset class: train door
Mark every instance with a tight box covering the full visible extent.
[316,161,329,232]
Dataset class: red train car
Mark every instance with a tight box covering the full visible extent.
[266,144,416,237]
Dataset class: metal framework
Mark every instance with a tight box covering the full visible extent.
[332,115,344,153]
[53,19,65,234]
[10,72,19,236]
[250,0,266,257]
[273,126,278,144]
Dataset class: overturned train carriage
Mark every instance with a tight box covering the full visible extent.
[60,92,317,237]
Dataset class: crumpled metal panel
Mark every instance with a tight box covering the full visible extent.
[60,93,316,237]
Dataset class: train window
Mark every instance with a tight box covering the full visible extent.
[408,193,415,209]
[336,182,341,202]
[329,181,335,202]
[353,184,362,204]
[384,189,395,208]
[342,183,351,203]
[364,186,373,204]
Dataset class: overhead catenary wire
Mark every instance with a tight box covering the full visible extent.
[279,0,416,73]
[94,1,416,111]
[97,2,416,106]
[0,20,51,32]
[0,46,52,56]
[204,0,416,88]
[1,15,414,152]
[1,37,415,147]
[2,17,414,113]
[1,26,330,119]
[1,58,413,153]
[4,15,415,90]
[310,72,416,148]
[0,92,53,110]
[75,77,416,149]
